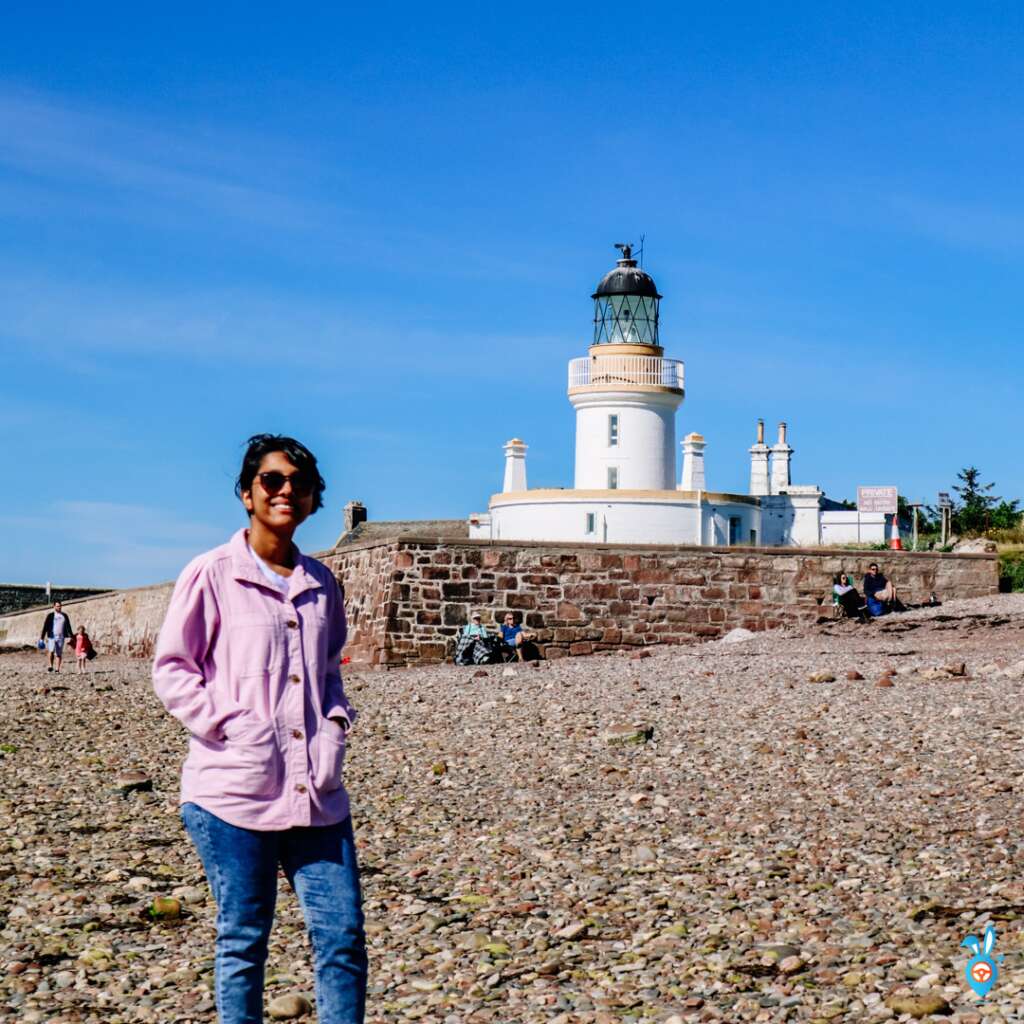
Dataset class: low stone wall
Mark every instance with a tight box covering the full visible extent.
[328,537,998,666]
[322,541,400,666]
[0,584,112,616]
[0,584,173,658]
[0,537,998,667]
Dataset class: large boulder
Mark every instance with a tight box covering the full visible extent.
[953,537,997,553]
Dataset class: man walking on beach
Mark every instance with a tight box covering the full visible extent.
[40,601,73,673]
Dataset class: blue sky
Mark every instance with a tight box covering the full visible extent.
[2,3,1021,586]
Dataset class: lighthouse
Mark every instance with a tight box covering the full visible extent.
[470,245,770,546]
[567,244,684,491]
[463,244,895,549]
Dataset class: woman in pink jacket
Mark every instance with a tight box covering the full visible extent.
[153,434,366,1024]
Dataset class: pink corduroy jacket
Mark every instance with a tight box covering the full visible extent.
[152,528,357,830]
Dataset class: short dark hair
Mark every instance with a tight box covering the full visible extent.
[235,434,326,515]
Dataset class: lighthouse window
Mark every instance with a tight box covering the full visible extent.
[729,516,741,545]
[607,466,619,490]
[608,415,619,446]
[585,512,596,534]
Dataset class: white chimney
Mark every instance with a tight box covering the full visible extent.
[680,432,706,491]
[770,421,793,493]
[749,418,771,496]
[502,438,528,493]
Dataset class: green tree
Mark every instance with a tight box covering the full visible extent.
[991,499,1022,531]
[950,467,1019,534]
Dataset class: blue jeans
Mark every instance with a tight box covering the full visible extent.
[181,803,367,1024]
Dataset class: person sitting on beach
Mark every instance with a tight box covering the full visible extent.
[462,612,489,639]
[833,572,868,623]
[863,561,899,616]
[500,612,530,661]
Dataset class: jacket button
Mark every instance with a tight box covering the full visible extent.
[292,729,303,739]
[295,783,307,794]
[286,620,298,628]
[289,675,301,684]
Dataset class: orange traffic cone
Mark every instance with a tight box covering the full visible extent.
[889,514,903,550]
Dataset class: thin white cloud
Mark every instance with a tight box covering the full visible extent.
[0,268,565,379]
[0,90,330,230]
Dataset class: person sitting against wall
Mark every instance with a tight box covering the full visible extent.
[462,612,489,640]
[500,612,535,662]
[863,561,901,616]
[454,612,492,665]
[833,572,869,624]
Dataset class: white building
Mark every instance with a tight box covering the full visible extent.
[469,245,891,548]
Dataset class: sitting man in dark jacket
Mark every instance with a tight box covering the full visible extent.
[863,562,899,616]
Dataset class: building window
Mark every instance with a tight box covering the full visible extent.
[585,512,595,534]
[607,467,619,489]
[728,516,741,545]
[749,528,758,546]
[608,414,619,447]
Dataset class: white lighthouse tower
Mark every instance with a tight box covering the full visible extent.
[470,244,762,546]
[568,244,684,490]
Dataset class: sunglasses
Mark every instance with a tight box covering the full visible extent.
[256,471,315,497]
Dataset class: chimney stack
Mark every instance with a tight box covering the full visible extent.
[770,421,793,493]
[343,500,367,534]
[749,419,771,496]
[502,438,528,492]
[680,432,707,491]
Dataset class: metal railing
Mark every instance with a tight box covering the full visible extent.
[568,355,684,391]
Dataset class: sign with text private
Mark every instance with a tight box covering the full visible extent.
[857,486,898,514]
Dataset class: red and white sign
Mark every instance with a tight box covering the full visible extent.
[971,961,993,984]
[857,486,898,514]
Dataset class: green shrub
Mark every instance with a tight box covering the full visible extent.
[998,552,1024,593]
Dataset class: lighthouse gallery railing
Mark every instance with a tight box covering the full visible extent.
[568,355,684,390]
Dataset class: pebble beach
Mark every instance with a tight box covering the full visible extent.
[2,593,1023,1024]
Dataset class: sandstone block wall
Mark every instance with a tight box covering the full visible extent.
[0,538,997,667]
[322,542,400,666]
[327,538,998,667]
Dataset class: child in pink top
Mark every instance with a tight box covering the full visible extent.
[74,627,92,673]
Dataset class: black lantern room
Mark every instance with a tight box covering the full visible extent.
[591,243,661,346]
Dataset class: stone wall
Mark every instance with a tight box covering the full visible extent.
[0,538,998,667]
[327,538,998,667]
[0,584,112,616]
[0,584,173,657]
[322,541,400,666]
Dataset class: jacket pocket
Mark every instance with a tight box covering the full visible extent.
[197,725,282,799]
[228,615,284,675]
[312,722,347,793]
